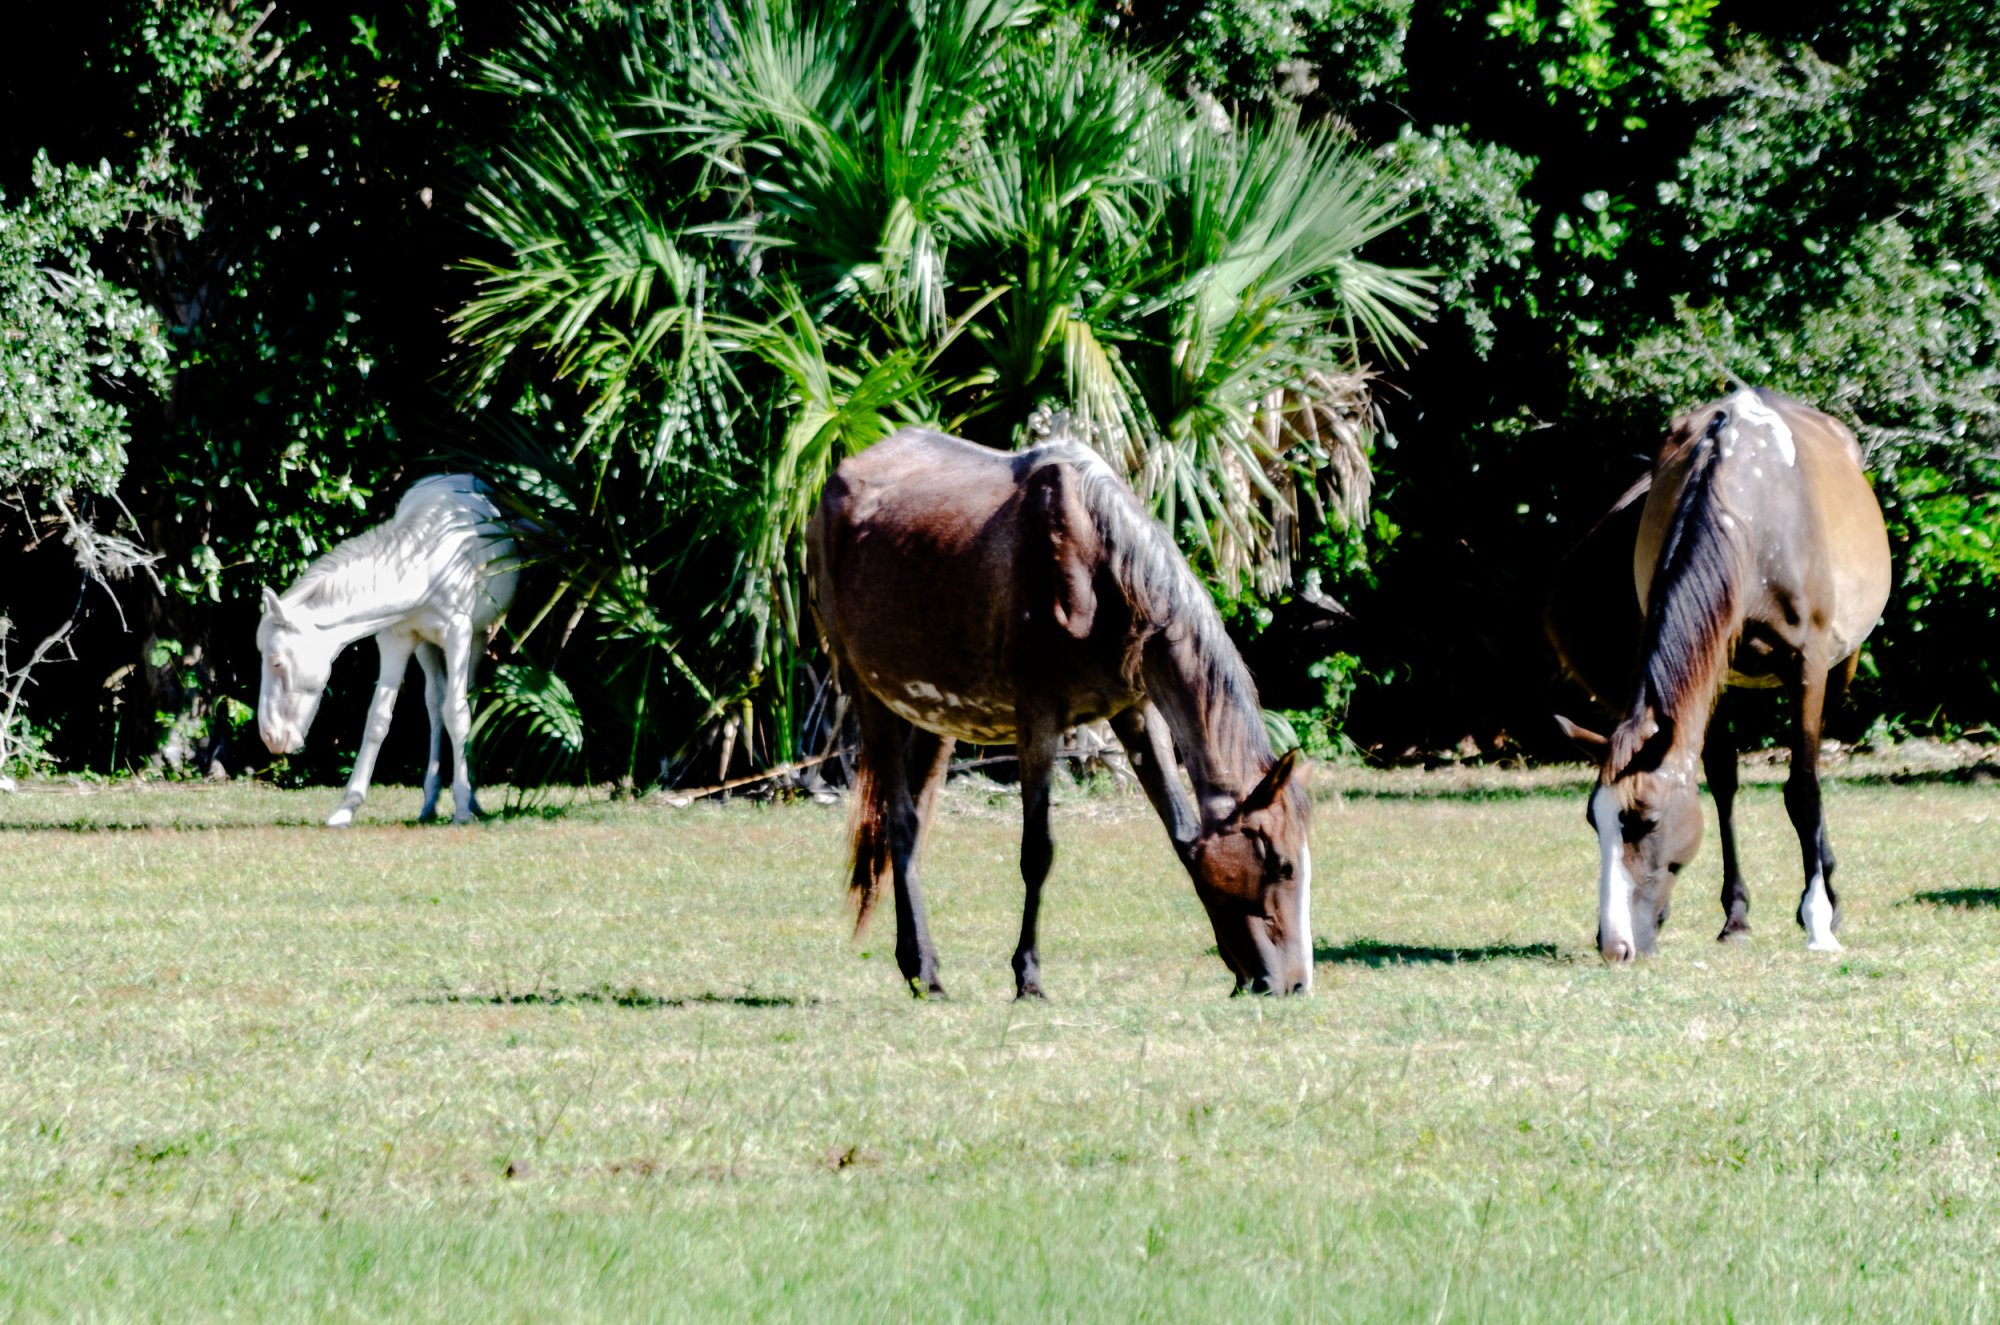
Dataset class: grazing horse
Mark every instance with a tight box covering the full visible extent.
[807,427,1312,999]
[1549,388,1891,960]
[256,475,518,827]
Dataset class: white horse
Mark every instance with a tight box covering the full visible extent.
[256,475,518,827]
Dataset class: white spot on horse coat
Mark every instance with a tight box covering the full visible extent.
[905,681,942,701]
[1734,389,1795,466]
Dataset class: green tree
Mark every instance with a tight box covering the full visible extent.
[1130,0,2000,749]
[0,151,178,777]
[7,1,497,776]
[455,0,1432,779]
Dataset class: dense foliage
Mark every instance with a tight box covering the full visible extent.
[4,2,492,776]
[1,0,1994,784]
[1124,0,2000,750]
[454,0,1428,781]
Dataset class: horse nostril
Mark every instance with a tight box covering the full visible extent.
[1288,979,1306,995]
[1602,938,1635,963]
[1248,975,1273,995]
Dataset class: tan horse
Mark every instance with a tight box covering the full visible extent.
[1549,389,1891,960]
[807,427,1311,999]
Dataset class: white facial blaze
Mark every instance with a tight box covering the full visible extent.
[1593,785,1636,957]
[1295,840,1313,993]
[1802,871,1842,952]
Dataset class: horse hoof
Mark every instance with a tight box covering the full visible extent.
[1717,922,1750,944]
[1807,936,1845,954]
[907,978,947,1000]
[325,810,354,829]
[1015,983,1046,1001]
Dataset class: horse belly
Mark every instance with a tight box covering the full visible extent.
[875,682,1018,743]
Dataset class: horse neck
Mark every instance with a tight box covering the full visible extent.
[1142,628,1273,822]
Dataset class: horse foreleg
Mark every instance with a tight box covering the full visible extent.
[441,619,480,823]
[1703,698,1750,941]
[330,634,414,828]
[1011,709,1065,1000]
[1786,657,1842,952]
[415,642,446,823]
[1110,703,1197,862]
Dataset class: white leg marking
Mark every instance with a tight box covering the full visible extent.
[1594,785,1637,959]
[1802,870,1842,952]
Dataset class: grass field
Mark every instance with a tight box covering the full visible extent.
[2,756,1997,1321]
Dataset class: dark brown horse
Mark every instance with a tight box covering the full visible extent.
[807,427,1312,999]
[1548,388,1891,961]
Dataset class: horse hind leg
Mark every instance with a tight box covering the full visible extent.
[1011,706,1063,1000]
[415,642,446,823]
[1786,655,1842,952]
[440,618,481,824]
[852,693,949,998]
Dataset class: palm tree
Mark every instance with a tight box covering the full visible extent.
[453,0,1431,780]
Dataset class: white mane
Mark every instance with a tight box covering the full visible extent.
[284,475,509,620]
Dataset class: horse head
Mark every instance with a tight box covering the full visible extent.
[255,588,338,755]
[1558,712,1703,962]
[1187,749,1314,994]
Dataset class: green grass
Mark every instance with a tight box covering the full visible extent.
[1,764,1998,1321]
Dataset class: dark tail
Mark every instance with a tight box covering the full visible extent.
[847,737,892,936]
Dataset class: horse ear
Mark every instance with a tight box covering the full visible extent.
[1025,463,1098,640]
[1609,706,1669,775]
[261,587,290,625]
[1237,748,1302,818]
[1555,714,1610,760]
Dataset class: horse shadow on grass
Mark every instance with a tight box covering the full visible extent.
[1314,937,1570,967]
[424,985,816,1010]
[1907,888,2000,910]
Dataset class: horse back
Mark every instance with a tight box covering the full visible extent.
[1639,389,1889,666]
[389,474,517,628]
[808,428,1140,739]
[1784,402,1892,657]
